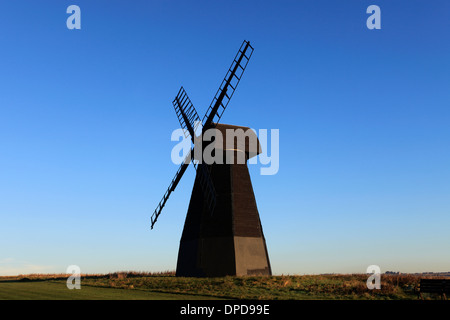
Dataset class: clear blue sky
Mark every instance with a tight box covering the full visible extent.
[1,0,449,276]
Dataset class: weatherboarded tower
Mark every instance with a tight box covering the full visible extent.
[176,124,272,277]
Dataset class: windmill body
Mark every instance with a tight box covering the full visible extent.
[176,124,271,277]
[151,41,271,277]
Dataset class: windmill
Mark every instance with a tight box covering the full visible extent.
[151,40,271,277]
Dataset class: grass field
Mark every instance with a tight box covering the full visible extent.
[0,272,446,300]
[0,280,219,300]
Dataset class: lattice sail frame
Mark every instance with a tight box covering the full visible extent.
[151,40,254,229]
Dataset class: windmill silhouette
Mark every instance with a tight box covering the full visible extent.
[151,40,271,277]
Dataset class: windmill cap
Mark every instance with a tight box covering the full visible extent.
[197,123,262,160]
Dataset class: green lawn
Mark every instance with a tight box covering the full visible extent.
[78,274,421,300]
[0,280,221,300]
[0,273,441,300]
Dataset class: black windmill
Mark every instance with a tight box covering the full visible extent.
[151,40,271,277]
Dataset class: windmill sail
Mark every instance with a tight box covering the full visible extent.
[202,40,254,129]
[151,40,254,229]
[150,148,216,229]
[173,87,201,140]
[150,153,191,229]
[173,87,217,215]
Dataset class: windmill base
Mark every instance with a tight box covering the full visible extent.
[176,236,271,277]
